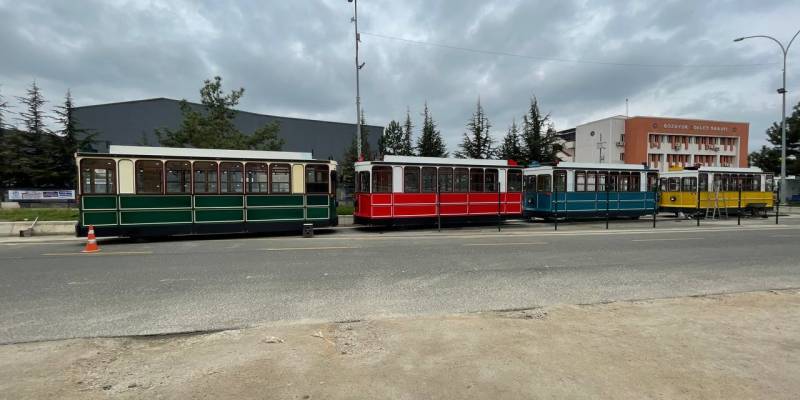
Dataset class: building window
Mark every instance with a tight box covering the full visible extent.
[404,167,420,193]
[422,167,437,193]
[305,164,329,194]
[80,158,116,194]
[136,160,163,194]
[484,169,498,192]
[166,160,191,194]
[220,162,244,194]
[507,169,522,192]
[270,163,291,193]
[470,168,484,192]
[619,153,625,161]
[372,166,392,193]
[246,163,269,193]
[193,161,218,194]
[438,167,454,192]
[454,168,469,192]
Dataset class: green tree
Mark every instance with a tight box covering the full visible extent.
[399,108,415,156]
[750,100,800,175]
[456,98,494,159]
[498,119,524,162]
[157,76,284,150]
[14,81,58,187]
[0,86,9,130]
[0,87,14,187]
[416,102,447,157]
[521,96,561,164]
[379,120,405,156]
[52,90,97,188]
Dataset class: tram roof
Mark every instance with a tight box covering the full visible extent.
[661,166,765,175]
[361,155,513,167]
[524,162,650,172]
[86,145,318,161]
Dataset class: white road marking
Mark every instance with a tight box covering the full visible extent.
[159,278,196,283]
[463,242,548,247]
[66,281,104,286]
[632,237,704,242]
[263,246,359,251]
[770,234,800,238]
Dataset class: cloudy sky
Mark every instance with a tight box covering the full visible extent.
[1,0,798,151]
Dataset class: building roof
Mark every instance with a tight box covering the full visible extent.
[73,98,383,162]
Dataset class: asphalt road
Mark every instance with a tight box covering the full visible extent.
[1,216,799,344]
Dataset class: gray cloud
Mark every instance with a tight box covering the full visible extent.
[0,0,797,150]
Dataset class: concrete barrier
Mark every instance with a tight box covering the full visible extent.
[1,221,76,237]
[338,215,353,226]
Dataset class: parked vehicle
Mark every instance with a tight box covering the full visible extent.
[658,167,774,216]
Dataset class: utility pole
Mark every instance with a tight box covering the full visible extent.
[349,0,364,161]
[735,29,800,205]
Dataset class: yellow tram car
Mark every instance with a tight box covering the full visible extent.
[659,166,774,216]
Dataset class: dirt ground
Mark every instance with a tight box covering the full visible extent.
[1,289,799,400]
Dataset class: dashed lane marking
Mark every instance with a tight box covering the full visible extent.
[463,242,548,247]
[42,251,153,256]
[262,246,359,251]
[632,237,704,242]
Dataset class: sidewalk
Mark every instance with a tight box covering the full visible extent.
[1,289,798,399]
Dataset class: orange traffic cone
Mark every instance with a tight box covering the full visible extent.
[82,225,100,253]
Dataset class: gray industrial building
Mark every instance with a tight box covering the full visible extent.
[73,98,383,162]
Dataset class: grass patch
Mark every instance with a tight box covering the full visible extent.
[336,205,354,215]
[0,208,79,221]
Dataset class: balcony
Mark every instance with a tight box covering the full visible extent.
[616,141,624,147]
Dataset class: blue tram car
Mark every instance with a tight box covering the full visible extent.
[523,162,659,219]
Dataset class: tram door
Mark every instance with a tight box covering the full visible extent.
[524,175,537,209]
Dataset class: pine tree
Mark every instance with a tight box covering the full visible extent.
[52,90,98,188]
[521,96,561,164]
[379,120,404,156]
[0,87,13,187]
[400,107,415,156]
[498,119,524,162]
[0,86,9,130]
[157,76,284,150]
[416,102,448,157]
[15,81,57,187]
[750,100,800,175]
[456,98,494,159]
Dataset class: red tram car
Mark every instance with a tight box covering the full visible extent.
[353,156,523,224]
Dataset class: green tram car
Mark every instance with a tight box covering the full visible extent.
[76,145,338,237]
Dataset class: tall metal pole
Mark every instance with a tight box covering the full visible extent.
[734,30,799,206]
[351,0,362,160]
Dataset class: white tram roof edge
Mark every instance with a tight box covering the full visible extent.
[378,155,512,167]
[660,166,765,175]
[105,145,317,161]
[524,162,649,174]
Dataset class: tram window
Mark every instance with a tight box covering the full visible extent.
[193,161,219,194]
[246,163,269,193]
[357,171,370,193]
[220,162,244,194]
[485,169,498,192]
[598,173,607,192]
[619,173,630,192]
[668,178,679,191]
[586,173,597,192]
[270,163,291,193]
[507,169,523,192]
[629,174,640,192]
[404,167,420,193]
[681,177,697,192]
[373,166,392,193]
[454,168,469,192]
[537,175,551,192]
[136,160,163,194]
[166,160,191,194]
[659,178,668,192]
[575,171,586,192]
[470,168,484,192]
[438,167,454,192]
[751,174,762,191]
[305,164,329,194]
[421,167,437,193]
[766,174,775,192]
[647,172,658,192]
[80,158,116,194]
[554,171,567,192]
[698,173,708,192]
[608,172,619,192]
[524,175,537,193]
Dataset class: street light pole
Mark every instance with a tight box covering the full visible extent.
[349,0,364,160]
[734,29,800,205]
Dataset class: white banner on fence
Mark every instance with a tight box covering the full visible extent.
[8,190,75,201]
